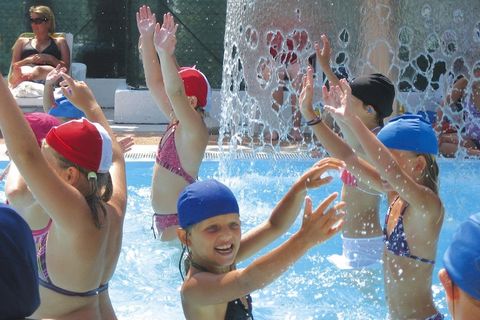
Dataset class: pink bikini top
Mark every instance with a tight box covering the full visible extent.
[155,123,196,184]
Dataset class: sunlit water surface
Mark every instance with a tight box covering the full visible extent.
[0,159,465,319]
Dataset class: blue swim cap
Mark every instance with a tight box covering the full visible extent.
[49,96,86,119]
[377,114,438,154]
[177,179,239,229]
[443,213,480,300]
[0,204,40,318]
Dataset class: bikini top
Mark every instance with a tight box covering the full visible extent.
[383,196,435,264]
[20,37,61,61]
[35,222,109,296]
[156,122,196,184]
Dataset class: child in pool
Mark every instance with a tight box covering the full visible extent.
[0,72,127,319]
[300,35,395,269]
[176,158,346,320]
[137,6,210,241]
[322,79,444,319]
[438,213,480,320]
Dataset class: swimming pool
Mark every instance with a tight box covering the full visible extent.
[1,158,476,319]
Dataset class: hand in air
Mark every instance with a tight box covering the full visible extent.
[117,136,135,154]
[315,34,331,71]
[300,193,345,247]
[323,79,355,124]
[59,72,97,110]
[45,65,67,86]
[136,5,157,38]
[299,66,315,116]
[299,157,344,191]
[153,12,178,55]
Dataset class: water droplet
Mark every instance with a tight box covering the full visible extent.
[398,27,414,45]
[453,9,464,23]
[421,4,431,18]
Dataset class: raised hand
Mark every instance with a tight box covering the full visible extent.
[299,66,315,116]
[45,64,67,86]
[117,136,134,154]
[136,5,157,38]
[315,34,331,71]
[323,79,356,124]
[153,12,178,56]
[58,72,97,110]
[299,157,344,190]
[299,193,345,247]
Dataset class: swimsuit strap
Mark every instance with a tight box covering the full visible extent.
[39,278,109,297]
[35,223,110,297]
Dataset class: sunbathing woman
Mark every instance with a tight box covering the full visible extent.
[9,5,70,88]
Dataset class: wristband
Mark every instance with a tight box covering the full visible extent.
[306,116,322,126]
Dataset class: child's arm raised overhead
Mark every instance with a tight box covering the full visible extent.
[325,79,441,212]
[136,5,173,117]
[0,74,94,231]
[59,73,127,216]
[299,67,384,192]
[154,13,205,135]
[182,193,344,306]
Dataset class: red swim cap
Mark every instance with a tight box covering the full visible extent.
[24,112,61,146]
[179,67,211,110]
[45,118,112,173]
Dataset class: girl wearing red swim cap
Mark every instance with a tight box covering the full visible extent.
[0,72,127,319]
[137,6,210,241]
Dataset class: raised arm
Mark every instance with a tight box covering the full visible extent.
[0,73,96,231]
[182,193,344,306]
[299,67,383,191]
[5,162,35,210]
[237,157,344,262]
[136,5,173,117]
[43,65,66,113]
[315,34,340,89]
[154,13,205,131]
[325,79,440,210]
[59,73,127,216]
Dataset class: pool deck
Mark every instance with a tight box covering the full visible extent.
[0,108,320,161]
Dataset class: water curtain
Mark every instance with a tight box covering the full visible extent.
[220,0,480,156]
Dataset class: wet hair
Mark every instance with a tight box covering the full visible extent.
[52,148,113,228]
[178,227,193,281]
[29,5,55,33]
[418,153,439,194]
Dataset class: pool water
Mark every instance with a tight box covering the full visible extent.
[1,159,478,319]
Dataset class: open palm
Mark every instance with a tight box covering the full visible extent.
[153,13,178,55]
[136,5,156,37]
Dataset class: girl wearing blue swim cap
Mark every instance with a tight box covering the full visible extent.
[324,79,444,320]
[176,158,345,320]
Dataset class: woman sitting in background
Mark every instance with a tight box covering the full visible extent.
[9,5,70,88]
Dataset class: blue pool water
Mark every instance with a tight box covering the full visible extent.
[1,159,477,319]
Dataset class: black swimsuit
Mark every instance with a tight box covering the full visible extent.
[225,294,253,320]
[189,259,254,319]
[20,37,61,61]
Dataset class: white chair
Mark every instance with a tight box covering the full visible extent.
[10,32,87,107]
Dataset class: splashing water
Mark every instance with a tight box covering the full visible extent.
[220,0,480,158]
